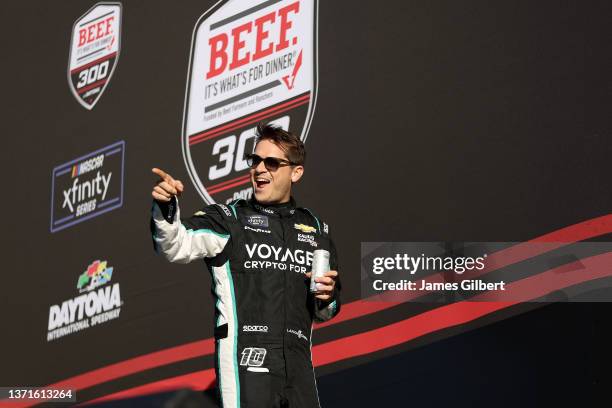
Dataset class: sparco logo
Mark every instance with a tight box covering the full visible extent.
[243,325,269,333]
[244,243,313,273]
[47,260,123,342]
[182,0,318,204]
[50,141,125,233]
[68,2,122,109]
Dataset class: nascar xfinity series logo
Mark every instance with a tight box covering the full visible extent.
[182,0,318,204]
[68,2,122,109]
[50,141,125,233]
[47,260,123,342]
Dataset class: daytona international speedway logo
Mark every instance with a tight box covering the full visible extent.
[47,260,123,342]
[182,0,318,204]
[67,2,122,109]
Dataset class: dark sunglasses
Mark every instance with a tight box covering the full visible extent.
[245,153,297,171]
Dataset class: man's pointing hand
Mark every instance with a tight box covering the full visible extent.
[151,168,184,202]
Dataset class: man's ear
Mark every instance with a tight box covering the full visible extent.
[291,165,304,183]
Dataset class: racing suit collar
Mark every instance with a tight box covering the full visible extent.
[250,197,297,218]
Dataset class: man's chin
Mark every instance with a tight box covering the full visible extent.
[253,190,271,204]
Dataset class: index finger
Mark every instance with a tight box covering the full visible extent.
[152,167,172,182]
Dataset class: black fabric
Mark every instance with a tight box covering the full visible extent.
[157,196,178,223]
[214,323,228,340]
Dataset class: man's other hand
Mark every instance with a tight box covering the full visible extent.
[306,270,338,301]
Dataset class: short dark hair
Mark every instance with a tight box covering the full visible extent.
[255,123,306,165]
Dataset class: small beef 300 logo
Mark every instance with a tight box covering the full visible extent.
[183,0,318,204]
[68,2,122,109]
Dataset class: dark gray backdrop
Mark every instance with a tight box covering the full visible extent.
[1,0,611,405]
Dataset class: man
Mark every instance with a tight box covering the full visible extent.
[150,123,341,408]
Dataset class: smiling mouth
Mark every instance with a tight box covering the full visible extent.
[255,177,271,189]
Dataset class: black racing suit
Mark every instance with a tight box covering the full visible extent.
[151,196,341,408]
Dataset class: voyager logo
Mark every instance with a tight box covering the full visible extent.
[244,243,313,273]
[47,260,123,342]
[50,141,125,233]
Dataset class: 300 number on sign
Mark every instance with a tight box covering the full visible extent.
[208,116,290,181]
[76,61,110,89]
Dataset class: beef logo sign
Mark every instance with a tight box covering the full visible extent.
[183,0,318,204]
[68,2,122,110]
[50,141,125,233]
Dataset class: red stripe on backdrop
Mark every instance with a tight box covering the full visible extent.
[2,340,215,408]
[316,213,612,328]
[312,251,612,366]
[208,175,252,195]
[188,94,310,146]
[80,369,216,407]
[70,52,117,74]
[10,214,610,406]
[77,79,107,94]
[208,178,251,195]
[206,174,250,191]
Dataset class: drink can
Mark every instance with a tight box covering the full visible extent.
[309,249,330,293]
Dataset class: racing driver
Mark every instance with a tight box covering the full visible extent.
[150,123,341,408]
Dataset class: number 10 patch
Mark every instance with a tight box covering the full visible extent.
[67,2,122,110]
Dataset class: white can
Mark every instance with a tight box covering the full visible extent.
[309,249,330,293]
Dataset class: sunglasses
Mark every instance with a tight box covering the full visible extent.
[245,153,297,171]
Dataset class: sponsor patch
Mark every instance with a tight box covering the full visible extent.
[247,214,269,227]
[50,141,125,233]
[217,204,232,217]
[242,325,269,333]
[244,225,271,234]
[68,2,122,109]
[240,347,267,367]
[287,328,308,342]
[294,223,316,233]
[298,233,318,248]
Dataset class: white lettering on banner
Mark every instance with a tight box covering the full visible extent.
[206,2,300,80]
[48,283,122,331]
[62,171,112,213]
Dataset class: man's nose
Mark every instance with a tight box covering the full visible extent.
[254,159,267,173]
